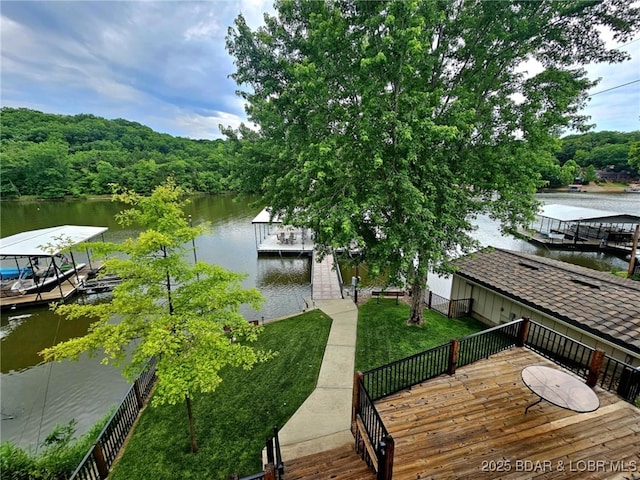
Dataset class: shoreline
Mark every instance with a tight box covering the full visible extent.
[541,184,629,194]
[2,185,634,203]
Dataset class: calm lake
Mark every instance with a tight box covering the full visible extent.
[1,192,638,449]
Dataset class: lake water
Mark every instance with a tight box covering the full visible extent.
[1,192,638,449]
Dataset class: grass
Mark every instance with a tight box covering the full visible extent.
[106,300,486,479]
[355,298,487,372]
[108,311,332,480]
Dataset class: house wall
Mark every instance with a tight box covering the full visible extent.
[451,275,639,366]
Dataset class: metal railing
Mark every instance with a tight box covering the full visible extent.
[354,377,393,478]
[237,425,284,480]
[525,321,594,377]
[363,344,450,401]
[525,321,639,403]
[424,290,473,318]
[458,320,521,367]
[69,359,157,480]
[600,356,640,402]
[354,317,639,478]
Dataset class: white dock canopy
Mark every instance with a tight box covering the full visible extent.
[251,207,283,225]
[0,225,108,257]
[538,204,640,225]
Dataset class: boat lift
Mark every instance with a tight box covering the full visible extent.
[0,225,108,310]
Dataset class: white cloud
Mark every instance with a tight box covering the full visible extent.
[171,110,244,139]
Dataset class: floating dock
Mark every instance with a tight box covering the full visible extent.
[0,225,107,310]
[521,204,640,259]
[252,207,343,299]
[252,207,315,255]
[0,263,101,310]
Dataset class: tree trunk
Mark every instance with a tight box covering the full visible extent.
[185,395,199,453]
[407,272,427,326]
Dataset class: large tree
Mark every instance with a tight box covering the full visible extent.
[226,0,639,325]
[41,180,269,452]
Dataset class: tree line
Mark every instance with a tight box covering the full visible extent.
[0,108,239,199]
[542,130,640,187]
[1,107,638,201]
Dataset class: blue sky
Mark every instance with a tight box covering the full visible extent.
[1,1,639,140]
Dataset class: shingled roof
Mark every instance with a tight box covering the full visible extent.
[454,248,640,355]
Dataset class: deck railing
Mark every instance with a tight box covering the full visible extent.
[525,320,640,403]
[362,344,451,400]
[525,321,594,377]
[237,426,284,480]
[353,317,639,478]
[600,356,640,401]
[69,359,157,480]
[353,376,394,479]
[457,320,522,368]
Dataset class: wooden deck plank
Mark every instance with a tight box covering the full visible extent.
[375,348,640,480]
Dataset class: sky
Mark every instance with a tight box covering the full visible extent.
[1,1,639,140]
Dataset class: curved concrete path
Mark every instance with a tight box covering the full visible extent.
[275,298,358,460]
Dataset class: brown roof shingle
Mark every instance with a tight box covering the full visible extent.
[454,248,640,354]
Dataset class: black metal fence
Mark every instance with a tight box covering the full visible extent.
[424,290,473,318]
[354,317,640,479]
[600,356,640,402]
[237,426,284,480]
[363,344,450,401]
[69,359,157,480]
[525,321,594,377]
[457,321,521,367]
[354,377,393,478]
[525,321,640,403]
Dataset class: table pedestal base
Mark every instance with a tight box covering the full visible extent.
[525,397,543,414]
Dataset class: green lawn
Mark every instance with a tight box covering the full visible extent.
[355,298,486,372]
[108,311,332,480]
[107,299,485,479]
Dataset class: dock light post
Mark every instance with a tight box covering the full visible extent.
[189,215,199,280]
[352,265,360,304]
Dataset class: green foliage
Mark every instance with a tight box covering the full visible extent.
[0,108,238,199]
[40,180,270,449]
[629,142,640,175]
[226,0,639,323]
[0,414,111,480]
[556,131,640,172]
[108,312,332,480]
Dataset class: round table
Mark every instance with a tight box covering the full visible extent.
[521,365,600,414]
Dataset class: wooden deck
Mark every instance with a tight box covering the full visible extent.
[375,348,640,479]
[285,445,375,480]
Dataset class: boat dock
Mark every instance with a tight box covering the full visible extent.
[252,208,344,300]
[522,204,640,259]
[252,208,315,255]
[0,225,108,311]
[1,263,100,310]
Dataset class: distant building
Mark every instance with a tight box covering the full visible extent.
[596,169,637,182]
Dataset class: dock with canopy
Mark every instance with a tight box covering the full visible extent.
[524,204,640,257]
[251,207,314,255]
[0,225,108,310]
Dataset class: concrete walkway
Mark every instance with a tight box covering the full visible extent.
[275,298,358,460]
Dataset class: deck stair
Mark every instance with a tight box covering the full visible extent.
[284,445,375,480]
